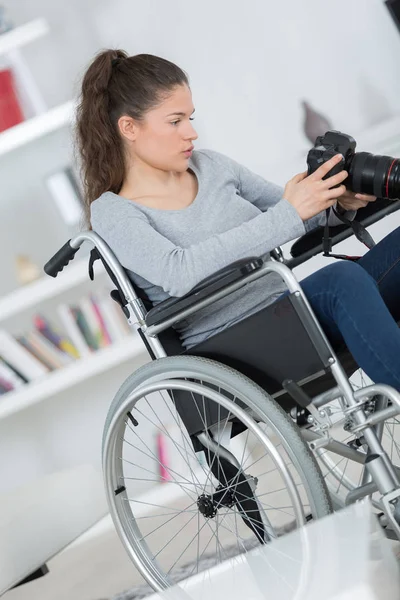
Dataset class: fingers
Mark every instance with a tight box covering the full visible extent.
[291,170,308,183]
[325,184,347,200]
[324,169,348,189]
[324,197,338,210]
[311,153,343,180]
[355,193,377,202]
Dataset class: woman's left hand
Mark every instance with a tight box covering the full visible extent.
[337,190,377,211]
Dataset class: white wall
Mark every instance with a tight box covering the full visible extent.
[1,0,400,295]
[1,0,400,498]
[89,0,400,180]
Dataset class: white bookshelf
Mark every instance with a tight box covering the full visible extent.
[0,18,74,155]
[0,100,74,157]
[0,245,146,422]
[0,256,106,323]
[0,18,48,56]
[0,18,151,544]
[0,335,146,420]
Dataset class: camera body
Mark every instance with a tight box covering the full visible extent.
[307,130,356,183]
[306,130,400,199]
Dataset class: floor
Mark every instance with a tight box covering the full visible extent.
[2,430,299,600]
[4,426,400,600]
[4,511,400,600]
[4,517,145,600]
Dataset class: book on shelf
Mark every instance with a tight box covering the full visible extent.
[0,329,49,381]
[17,335,55,371]
[18,330,74,371]
[33,314,80,359]
[96,293,128,343]
[71,305,99,351]
[0,355,28,384]
[55,290,132,355]
[0,68,24,132]
[77,296,106,350]
[30,330,74,366]
[45,167,84,227]
[0,378,13,395]
[0,289,136,395]
[0,357,26,389]
[57,303,92,358]
[90,293,113,346]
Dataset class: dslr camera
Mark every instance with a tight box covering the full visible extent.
[306,130,400,200]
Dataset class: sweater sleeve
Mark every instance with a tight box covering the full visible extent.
[202,149,357,231]
[91,197,305,298]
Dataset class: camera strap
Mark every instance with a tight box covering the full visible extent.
[322,207,376,261]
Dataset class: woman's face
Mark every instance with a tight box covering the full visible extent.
[120,84,199,172]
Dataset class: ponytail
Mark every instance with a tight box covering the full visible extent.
[75,49,189,227]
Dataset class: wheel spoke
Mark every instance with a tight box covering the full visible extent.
[132,403,204,491]
[138,501,199,541]
[122,432,200,501]
[103,362,330,590]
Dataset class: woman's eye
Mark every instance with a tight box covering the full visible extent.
[171,117,195,126]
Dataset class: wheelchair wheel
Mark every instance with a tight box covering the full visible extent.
[102,355,331,592]
[312,367,400,512]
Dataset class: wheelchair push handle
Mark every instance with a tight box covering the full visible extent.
[44,239,79,277]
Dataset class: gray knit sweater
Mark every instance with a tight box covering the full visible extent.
[91,148,353,348]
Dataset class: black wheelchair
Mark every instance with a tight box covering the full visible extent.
[45,198,400,593]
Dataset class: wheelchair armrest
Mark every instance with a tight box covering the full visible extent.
[145,256,264,327]
[287,198,400,268]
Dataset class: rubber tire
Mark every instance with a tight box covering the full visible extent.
[102,355,332,519]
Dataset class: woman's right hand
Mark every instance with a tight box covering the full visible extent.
[283,154,349,221]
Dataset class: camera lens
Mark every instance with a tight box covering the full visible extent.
[348,151,400,199]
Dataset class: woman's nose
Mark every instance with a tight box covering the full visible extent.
[189,124,198,140]
[184,120,198,140]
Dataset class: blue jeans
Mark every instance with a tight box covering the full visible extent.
[293,226,400,390]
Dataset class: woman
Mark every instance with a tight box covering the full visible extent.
[76,49,400,391]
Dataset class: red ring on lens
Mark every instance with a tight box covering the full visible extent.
[386,159,397,198]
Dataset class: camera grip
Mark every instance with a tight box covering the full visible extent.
[308,152,345,187]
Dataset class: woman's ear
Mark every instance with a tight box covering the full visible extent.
[117,115,137,142]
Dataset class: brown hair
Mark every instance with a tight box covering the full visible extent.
[75,49,190,227]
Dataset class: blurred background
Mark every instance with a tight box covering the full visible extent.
[1,1,400,598]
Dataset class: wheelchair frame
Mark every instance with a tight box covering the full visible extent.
[44,218,400,541]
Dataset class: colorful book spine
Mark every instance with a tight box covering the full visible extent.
[33,314,79,359]
[97,295,126,343]
[90,293,112,346]
[72,305,99,351]
[0,329,49,381]
[0,375,13,393]
[0,68,24,132]
[0,288,137,384]
[17,335,57,371]
[0,358,25,389]
[26,330,73,370]
[78,297,104,349]
[0,381,10,395]
[57,304,91,358]
[0,355,28,384]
